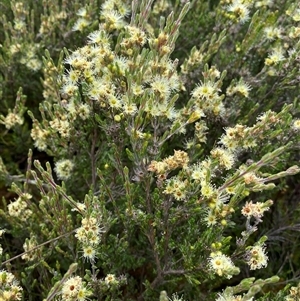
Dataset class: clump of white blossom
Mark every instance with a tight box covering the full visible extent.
[208,252,240,279]
[22,236,39,262]
[7,193,32,221]
[241,200,273,220]
[246,244,268,270]
[0,112,24,130]
[75,216,104,262]
[54,159,74,181]
[61,276,92,301]
[0,270,23,301]
[285,282,300,301]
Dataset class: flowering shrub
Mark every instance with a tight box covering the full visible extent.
[0,0,300,300]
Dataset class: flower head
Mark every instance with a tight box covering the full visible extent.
[246,244,268,270]
[292,119,300,131]
[208,252,240,279]
[87,30,110,45]
[72,18,91,32]
[204,210,218,227]
[105,274,118,286]
[54,159,74,181]
[264,26,282,41]
[82,245,96,262]
[150,75,172,100]
[8,197,32,220]
[227,79,251,98]
[0,270,23,300]
[101,10,125,31]
[211,148,235,170]
[227,0,251,23]
[62,276,84,299]
[241,200,272,219]
[1,112,24,129]
[265,47,285,66]
[192,81,215,99]
[122,102,138,115]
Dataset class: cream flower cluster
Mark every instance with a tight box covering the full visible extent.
[0,112,24,130]
[54,159,74,181]
[22,236,39,261]
[61,276,92,301]
[7,193,32,221]
[246,244,268,270]
[208,252,240,279]
[285,282,300,301]
[148,150,189,175]
[241,200,273,219]
[191,68,225,117]
[75,217,103,262]
[0,270,23,301]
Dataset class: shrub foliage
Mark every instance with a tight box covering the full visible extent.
[0,0,300,300]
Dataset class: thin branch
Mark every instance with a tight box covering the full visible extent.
[1,229,77,266]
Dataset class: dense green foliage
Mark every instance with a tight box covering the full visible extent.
[0,0,300,300]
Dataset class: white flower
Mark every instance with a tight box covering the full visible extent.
[82,245,96,262]
[208,252,239,279]
[122,102,138,115]
[227,0,251,23]
[192,81,215,99]
[76,7,88,17]
[1,112,24,129]
[246,244,268,270]
[54,159,74,180]
[101,10,125,30]
[204,210,218,227]
[292,119,300,131]
[62,276,82,298]
[87,30,110,45]
[105,274,117,286]
[265,48,285,66]
[72,18,91,32]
